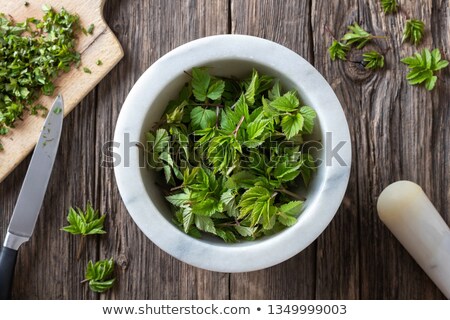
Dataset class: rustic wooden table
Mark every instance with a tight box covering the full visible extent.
[1,0,448,299]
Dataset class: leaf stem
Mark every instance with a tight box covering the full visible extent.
[275,188,306,201]
[188,103,224,108]
[183,70,193,78]
[170,185,184,192]
[216,106,220,128]
[76,236,86,260]
[324,25,337,40]
[232,115,245,137]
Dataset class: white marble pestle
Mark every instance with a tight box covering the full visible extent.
[377,181,450,299]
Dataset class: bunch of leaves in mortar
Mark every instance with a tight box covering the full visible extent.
[146,67,317,242]
[0,5,83,150]
[62,203,106,259]
[83,258,115,293]
[401,48,449,91]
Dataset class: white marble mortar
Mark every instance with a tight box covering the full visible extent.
[113,35,352,272]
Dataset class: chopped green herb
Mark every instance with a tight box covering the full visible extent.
[402,19,425,45]
[30,104,48,116]
[84,258,115,293]
[146,68,317,242]
[53,107,62,115]
[0,7,82,149]
[83,67,92,74]
[87,23,95,35]
[96,59,103,66]
[363,50,385,70]
[401,48,449,91]
[41,4,51,12]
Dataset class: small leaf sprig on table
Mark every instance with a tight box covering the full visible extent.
[326,23,387,70]
[326,1,448,91]
[62,203,116,293]
[83,258,115,293]
[146,67,317,242]
[62,202,106,259]
[401,48,449,91]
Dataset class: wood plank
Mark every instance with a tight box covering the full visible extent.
[96,0,230,299]
[310,0,360,299]
[230,0,316,299]
[1,92,99,299]
[0,0,123,183]
[357,0,447,299]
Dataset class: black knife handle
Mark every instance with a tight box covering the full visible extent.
[0,246,17,300]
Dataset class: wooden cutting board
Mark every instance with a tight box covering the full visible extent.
[0,0,123,183]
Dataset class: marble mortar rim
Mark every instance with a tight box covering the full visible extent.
[113,34,352,273]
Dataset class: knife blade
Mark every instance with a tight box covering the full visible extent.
[0,95,64,300]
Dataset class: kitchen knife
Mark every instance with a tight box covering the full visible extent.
[0,95,64,300]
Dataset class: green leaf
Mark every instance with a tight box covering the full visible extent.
[268,80,281,100]
[225,171,258,190]
[362,50,385,70]
[279,200,303,216]
[153,129,170,153]
[61,203,106,236]
[328,40,350,61]
[246,118,269,140]
[194,215,216,234]
[380,0,398,14]
[207,80,225,100]
[191,198,219,216]
[262,201,277,230]
[278,213,297,227]
[215,229,237,243]
[166,190,190,207]
[401,48,448,91]
[274,161,301,182]
[238,186,272,222]
[244,69,260,106]
[181,208,194,233]
[234,94,250,122]
[84,258,115,293]
[190,106,217,129]
[402,19,425,45]
[425,75,437,91]
[299,106,316,134]
[270,91,300,112]
[191,67,211,101]
[281,113,304,139]
[234,225,257,237]
[341,23,374,49]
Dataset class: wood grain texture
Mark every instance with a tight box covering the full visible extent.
[0,0,449,299]
[230,0,317,300]
[95,0,230,300]
[0,0,123,183]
